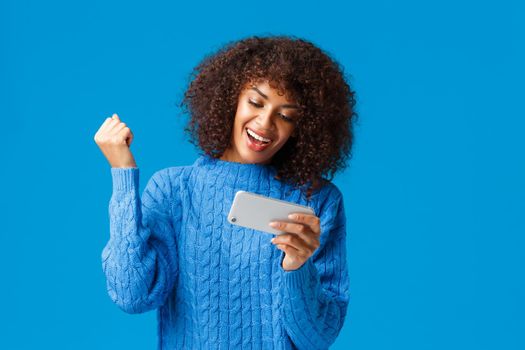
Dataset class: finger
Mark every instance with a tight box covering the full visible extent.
[105,118,121,133]
[269,221,318,247]
[271,233,313,253]
[288,213,321,235]
[99,117,114,131]
[101,113,120,130]
[128,129,134,145]
[117,125,131,142]
[276,243,307,259]
[272,231,320,254]
[112,122,127,135]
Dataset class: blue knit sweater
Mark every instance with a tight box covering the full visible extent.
[102,154,350,350]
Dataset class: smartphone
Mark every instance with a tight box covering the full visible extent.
[227,190,316,235]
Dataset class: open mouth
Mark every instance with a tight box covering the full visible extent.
[245,127,273,152]
[246,128,272,145]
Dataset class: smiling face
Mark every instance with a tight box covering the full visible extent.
[220,79,301,165]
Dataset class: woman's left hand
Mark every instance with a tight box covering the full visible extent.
[269,213,321,271]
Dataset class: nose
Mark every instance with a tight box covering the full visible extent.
[255,109,275,131]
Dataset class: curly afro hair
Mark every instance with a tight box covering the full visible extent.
[179,34,358,200]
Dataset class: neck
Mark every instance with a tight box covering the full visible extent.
[220,148,272,165]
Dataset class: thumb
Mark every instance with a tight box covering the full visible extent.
[127,129,134,146]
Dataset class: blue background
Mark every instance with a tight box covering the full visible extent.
[1,0,523,349]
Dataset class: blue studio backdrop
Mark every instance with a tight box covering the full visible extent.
[0,0,523,349]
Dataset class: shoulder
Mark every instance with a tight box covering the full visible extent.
[146,165,191,194]
[315,181,344,209]
[324,181,344,201]
[313,181,345,224]
[152,165,188,180]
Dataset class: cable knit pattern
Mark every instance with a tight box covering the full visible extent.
[101,153,350,350]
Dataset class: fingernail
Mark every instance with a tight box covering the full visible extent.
[288,214,296,219]
[271,238,275,243]
[269,222,278,228]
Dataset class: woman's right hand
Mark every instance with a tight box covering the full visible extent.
[94,113,137,168]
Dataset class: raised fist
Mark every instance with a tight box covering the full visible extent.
[94,113,137,168]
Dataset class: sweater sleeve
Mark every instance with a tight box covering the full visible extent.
[280,186,350,350]
[101,167,181,314]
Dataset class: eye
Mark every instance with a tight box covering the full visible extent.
[249,98,295,123]
[248,99,262,108]
[279,113,294,123]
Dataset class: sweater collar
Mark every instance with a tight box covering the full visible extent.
[192,153,319,204]
[193,153,277,176]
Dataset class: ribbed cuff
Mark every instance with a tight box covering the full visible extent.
[283,257,318,290]
[111,167,139,192]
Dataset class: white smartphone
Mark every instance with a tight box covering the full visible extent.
[227,190,316,235]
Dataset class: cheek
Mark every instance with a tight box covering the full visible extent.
[279,125,295,140]
[237,103,252,117]
[235,107,252,127]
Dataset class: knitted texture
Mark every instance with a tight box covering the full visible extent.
[101,154,350,350]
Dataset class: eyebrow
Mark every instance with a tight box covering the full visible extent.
[250,87,300,109]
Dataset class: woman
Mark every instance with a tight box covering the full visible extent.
[94,34,357,349]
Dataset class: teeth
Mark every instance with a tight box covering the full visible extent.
[247,128,271,143]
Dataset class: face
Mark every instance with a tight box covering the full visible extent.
[220,79,301,165]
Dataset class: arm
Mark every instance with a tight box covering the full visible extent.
[281,187,350,349]
[101,167,181,314]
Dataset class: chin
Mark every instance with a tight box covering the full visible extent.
[240,151,272,164]
[238,131,278,164]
